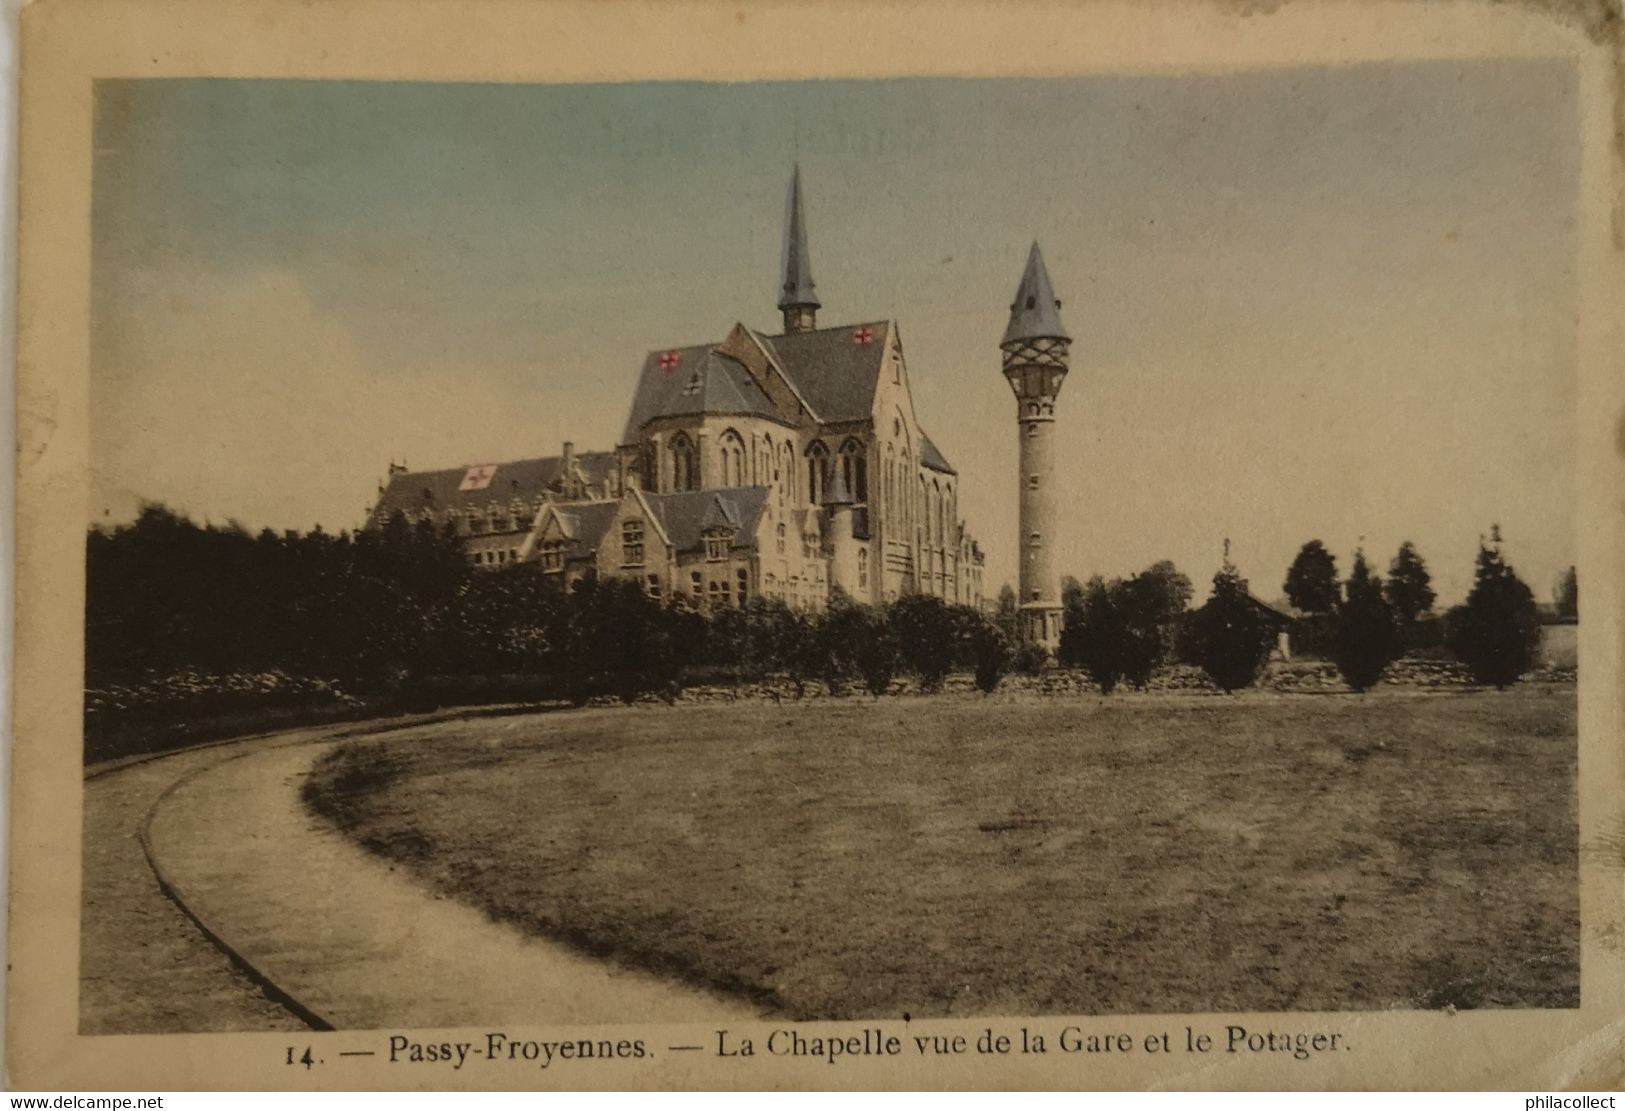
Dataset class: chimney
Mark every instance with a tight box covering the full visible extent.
[562,440,576,474]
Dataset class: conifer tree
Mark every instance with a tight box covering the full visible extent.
[1384,541,1436,628]
[1448,528,1542,689]
[1332,549,1400,693]
[1189,557,1276,692]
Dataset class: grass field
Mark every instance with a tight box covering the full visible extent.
[304,686,1578,1019]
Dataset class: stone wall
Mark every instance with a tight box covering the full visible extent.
[616,657,1577,707]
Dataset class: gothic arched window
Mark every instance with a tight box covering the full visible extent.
[718,429,745,487]
[885,443,895,520]
[805,440,829,504]
[669,432,697,492]
[839,439,867,503]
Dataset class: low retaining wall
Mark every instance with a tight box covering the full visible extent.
[618,659,1578,706]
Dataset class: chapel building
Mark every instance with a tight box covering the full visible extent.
[368,167,987,613]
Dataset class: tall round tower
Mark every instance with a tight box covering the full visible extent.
[1000,243,1071,653]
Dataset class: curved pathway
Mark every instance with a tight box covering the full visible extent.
[94,720,758,1031]
[82,731,319,1034]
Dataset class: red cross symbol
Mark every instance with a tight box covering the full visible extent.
[852,326,874,347]
[658,350,682,372]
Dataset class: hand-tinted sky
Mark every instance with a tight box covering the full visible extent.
[91,61,1577,604]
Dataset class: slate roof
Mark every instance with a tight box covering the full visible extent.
[372,451,615,518]
[919,431,955,475]
[1245,593,1295,628]
[545,501,621,562]
[623,320,894,437]
[621,346,783,443]
[647,487,771,553]
[755,320,890,423]
[778,165,819,311]
[1002,242,1070,346]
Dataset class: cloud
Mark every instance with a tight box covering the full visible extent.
[91,258,596,533]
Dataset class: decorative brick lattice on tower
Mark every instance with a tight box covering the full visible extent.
[1000,243,1071,653]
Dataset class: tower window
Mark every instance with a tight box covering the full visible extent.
[1027,423,1039,438]
[1029,532,1041,548]
[1028,475,1040,489]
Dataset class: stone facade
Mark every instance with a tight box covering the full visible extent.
[368,169,990,614]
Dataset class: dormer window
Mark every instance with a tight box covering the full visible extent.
[704,527,732,561]
[540,539,567,572]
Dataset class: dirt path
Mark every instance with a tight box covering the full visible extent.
[142,738,760,1029]
[81,735,321,1034]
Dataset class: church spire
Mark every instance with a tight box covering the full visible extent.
[778,165,820,334]
[1002,241,1070,346]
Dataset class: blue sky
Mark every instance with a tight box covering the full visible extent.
[91,60,1578,603]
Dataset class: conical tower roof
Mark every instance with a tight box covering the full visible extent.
[1001,242,1069,345]
[821,465,853,507]
[778,165,819,311]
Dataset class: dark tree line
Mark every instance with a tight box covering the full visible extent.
[1053,531,1555,696]
[88,507,1561,720]
[86,505,469,687]
[1279,531,1548,692]
[85,506,1030,709]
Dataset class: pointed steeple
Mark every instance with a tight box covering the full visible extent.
[778,165,820,334]
[1001,242,1070,346]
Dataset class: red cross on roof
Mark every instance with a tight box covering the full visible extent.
[853,326,874,347]
[658,350,682,372]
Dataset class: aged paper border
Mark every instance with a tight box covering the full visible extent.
[11,0,1625,1091]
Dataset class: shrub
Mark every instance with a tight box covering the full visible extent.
[1060,577,1125,693]
[968,621,1011,694]
[888,594,959,692]
[1059,563,1190,693]
[822,601,896,698]
[1011,641,1050,676]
